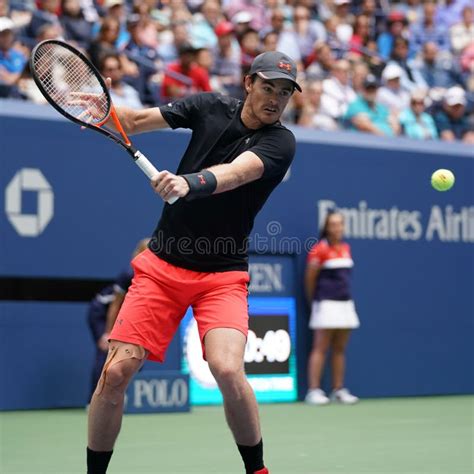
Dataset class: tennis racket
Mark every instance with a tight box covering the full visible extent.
[30,39,177,204]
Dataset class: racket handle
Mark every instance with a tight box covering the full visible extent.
[134,150,178,205]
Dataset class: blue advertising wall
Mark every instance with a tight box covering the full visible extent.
[0,301,181,410]
[1,101,473,409]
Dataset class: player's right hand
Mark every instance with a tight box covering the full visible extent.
[151,170,190,202]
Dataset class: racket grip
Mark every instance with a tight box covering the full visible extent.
[134,150,159,178]
[134,151,179,205]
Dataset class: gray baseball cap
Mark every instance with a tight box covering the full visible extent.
[363,74,380,89]
[249,51,302,92]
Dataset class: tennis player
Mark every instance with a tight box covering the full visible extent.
[87,51,301,474]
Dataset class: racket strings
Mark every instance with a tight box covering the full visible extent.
[33,43,109,125]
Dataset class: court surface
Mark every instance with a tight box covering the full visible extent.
[1,396,472,474]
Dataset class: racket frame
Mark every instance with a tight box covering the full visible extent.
[30,39,177,203]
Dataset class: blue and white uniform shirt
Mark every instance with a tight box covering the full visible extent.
[307,239,354,301]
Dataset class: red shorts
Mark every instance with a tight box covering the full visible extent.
[109,249,250,362]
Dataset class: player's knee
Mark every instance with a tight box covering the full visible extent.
[94,360,138,406]
[104,360,136,389]
[95,343,146,404]
[208,359,244,387]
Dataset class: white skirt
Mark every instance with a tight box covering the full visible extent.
[309,300,360,330]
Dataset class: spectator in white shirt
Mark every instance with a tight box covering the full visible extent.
[298,80,340,131]
[293,5,326,62]
[321,59,357,120]
[306,42,336,81]
[99,53,143,109]
[270,9,302,64]
[377,63,411,115]
[450,5,474,56]
[333,0,355,28]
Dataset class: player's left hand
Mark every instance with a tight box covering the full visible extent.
[151,171,190,202]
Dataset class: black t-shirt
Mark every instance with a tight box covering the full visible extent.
[149,92,296,272]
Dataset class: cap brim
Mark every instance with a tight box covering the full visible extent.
[257,71,302,92]
[179,47,199,54]
[446,99,466,106]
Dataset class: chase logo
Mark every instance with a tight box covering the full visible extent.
[5,168,53,237]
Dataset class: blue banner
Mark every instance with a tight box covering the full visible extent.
[0,302,93,410]
[1,102,473,401]
[248,253,296,297]
[0,301,182,410]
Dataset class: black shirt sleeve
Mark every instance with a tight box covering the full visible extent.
[249,127,296,180]
[159,93,217,130]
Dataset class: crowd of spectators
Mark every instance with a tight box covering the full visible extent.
[0,0,473,143]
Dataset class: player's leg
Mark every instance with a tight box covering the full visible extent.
[205,328,260,444]
[193,270,267,473]
[87,341,146,473]
[87,249,189,473]
[88,341,146,450]
[305,329,334,404]
[205,328,266,474]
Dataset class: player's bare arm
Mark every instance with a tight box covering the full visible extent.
[150,151,264,202]
[208,151,265,193]
[93,77,169,135]
[109,106,170,135]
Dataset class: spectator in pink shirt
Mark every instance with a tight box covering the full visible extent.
[225,0,267,31]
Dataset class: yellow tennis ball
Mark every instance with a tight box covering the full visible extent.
[431,169,455,192]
